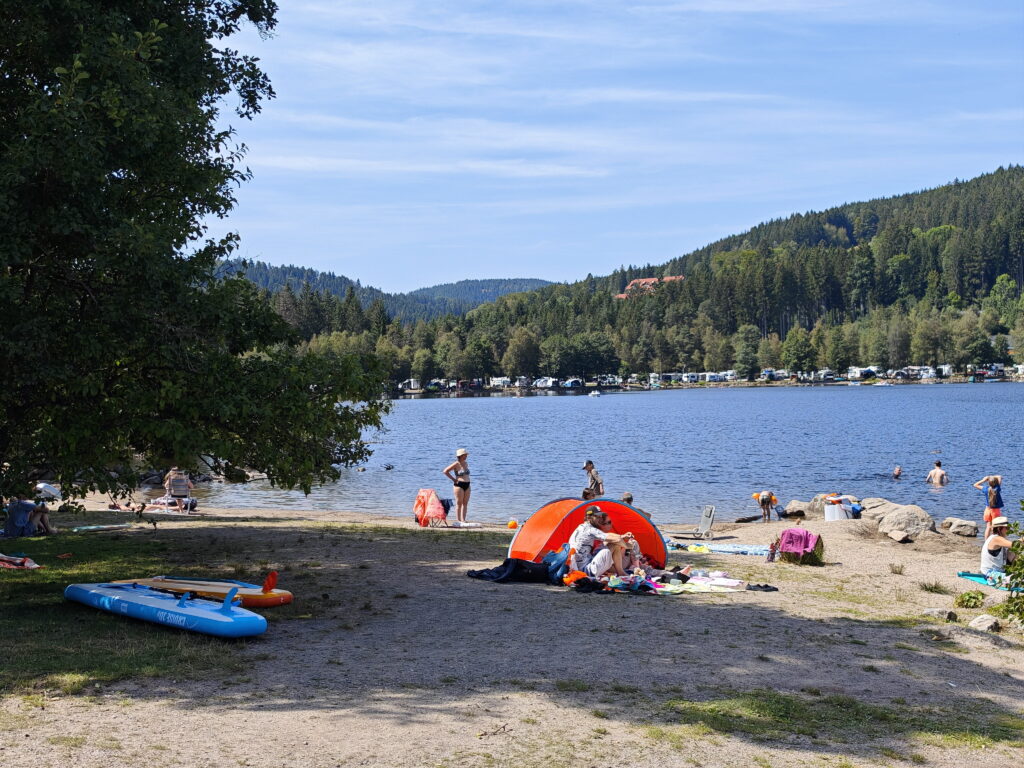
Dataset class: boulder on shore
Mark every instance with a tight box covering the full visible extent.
[941,517,979,537]
[968,615,1001,632]
[860,498,936,541]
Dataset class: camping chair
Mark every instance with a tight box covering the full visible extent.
[413,489,448,527]
[674,505,715,540]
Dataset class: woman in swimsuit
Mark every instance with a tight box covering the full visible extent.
[443,448,471,524]
[973,474,1004,539]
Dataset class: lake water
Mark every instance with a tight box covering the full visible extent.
[180,383,1022,525]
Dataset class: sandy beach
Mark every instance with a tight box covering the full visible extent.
[3,499,1022,768]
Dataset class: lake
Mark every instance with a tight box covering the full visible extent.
[178,383,1022,525]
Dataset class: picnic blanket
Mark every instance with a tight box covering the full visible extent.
[958,571,1021,592]
[0,553,42,569]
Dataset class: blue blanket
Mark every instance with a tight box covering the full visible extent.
[957,571,1021,592]
[670,542,770,556]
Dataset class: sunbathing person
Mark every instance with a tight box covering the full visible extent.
[980,516,1017,585]
[569,506,635,578]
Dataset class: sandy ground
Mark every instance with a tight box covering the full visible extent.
[4,500,1023,768]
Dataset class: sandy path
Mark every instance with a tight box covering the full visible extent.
[4,503,1022,767]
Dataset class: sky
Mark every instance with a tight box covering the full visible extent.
[209,0,1024,294]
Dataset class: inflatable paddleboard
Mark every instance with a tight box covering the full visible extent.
[111,572,292,607]
[70,524,133,533]
[64,582,268,637]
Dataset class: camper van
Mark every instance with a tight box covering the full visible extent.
[398,378,421,391]
[489,376,511,388]
[532,377,557,389]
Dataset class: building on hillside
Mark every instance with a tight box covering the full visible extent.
[614,275,684,299]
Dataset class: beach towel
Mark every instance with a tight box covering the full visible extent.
[0,553,42,569]
[675,543,771,557]
[779,528,818,555]
[957,571,1021,592]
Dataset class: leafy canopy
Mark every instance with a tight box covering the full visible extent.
[0,1,388,498]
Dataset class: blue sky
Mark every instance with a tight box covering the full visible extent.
[211,1,1024,293]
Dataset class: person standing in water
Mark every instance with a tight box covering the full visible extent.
[925,461,948,485]
[892,465,902,479]
[581,459,604,500]
[973,474,1004,539]
[443,448,471,525]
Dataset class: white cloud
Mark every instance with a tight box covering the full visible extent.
[256,153,605,179]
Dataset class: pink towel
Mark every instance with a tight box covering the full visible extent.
[778,528,818,555]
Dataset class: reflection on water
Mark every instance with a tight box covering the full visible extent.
[187,384,1023,525]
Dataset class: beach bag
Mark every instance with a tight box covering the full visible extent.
[541,543,572,584]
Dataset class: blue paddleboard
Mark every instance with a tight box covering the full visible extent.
[64,582,267,637]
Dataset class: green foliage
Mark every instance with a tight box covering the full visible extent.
[954,590,985,609]
[0,1,388,498]
[1001,518,1024,623]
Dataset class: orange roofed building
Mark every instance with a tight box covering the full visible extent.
[614,275,684,299]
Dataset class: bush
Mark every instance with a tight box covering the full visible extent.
[999,516,1024,623]
[954,590,985,609]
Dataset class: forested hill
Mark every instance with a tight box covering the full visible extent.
[593,165,1023,297]
[408,278,551,305]
[284,167,1023,383]
[231,260,551,321]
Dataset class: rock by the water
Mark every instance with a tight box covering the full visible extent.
[887,529,911,542]
[923,608,958,622]
[872,501,935,541]
[941,517,978,537]
[968,615,1001,632]
[782,500,808,518]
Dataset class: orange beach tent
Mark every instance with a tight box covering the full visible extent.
[508,498,668,568]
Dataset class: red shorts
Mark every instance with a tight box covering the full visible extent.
[983,508,1002,522]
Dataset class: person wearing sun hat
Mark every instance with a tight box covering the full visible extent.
[980,516,1017,585]
[443,448,472,525]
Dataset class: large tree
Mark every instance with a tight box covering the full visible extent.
[0,1,387,498]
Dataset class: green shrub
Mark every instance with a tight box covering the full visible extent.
[954,590,985,609]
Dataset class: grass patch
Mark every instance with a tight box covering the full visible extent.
[654,689,1024,748]
[918,580,953,595]
[47,735,87,748]
[889,563,905,575]
[554,679,591,692]
[0,531,244,694]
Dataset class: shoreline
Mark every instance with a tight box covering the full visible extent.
[6,499,1023,768]
[396,376,1024,398]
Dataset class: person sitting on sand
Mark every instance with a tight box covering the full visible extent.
[925,461,948,485]
[980,516,1016,585]
[620,492,651,519]
[973,474,1003,539]
[5,487,57,535]
[569,506,634,578]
